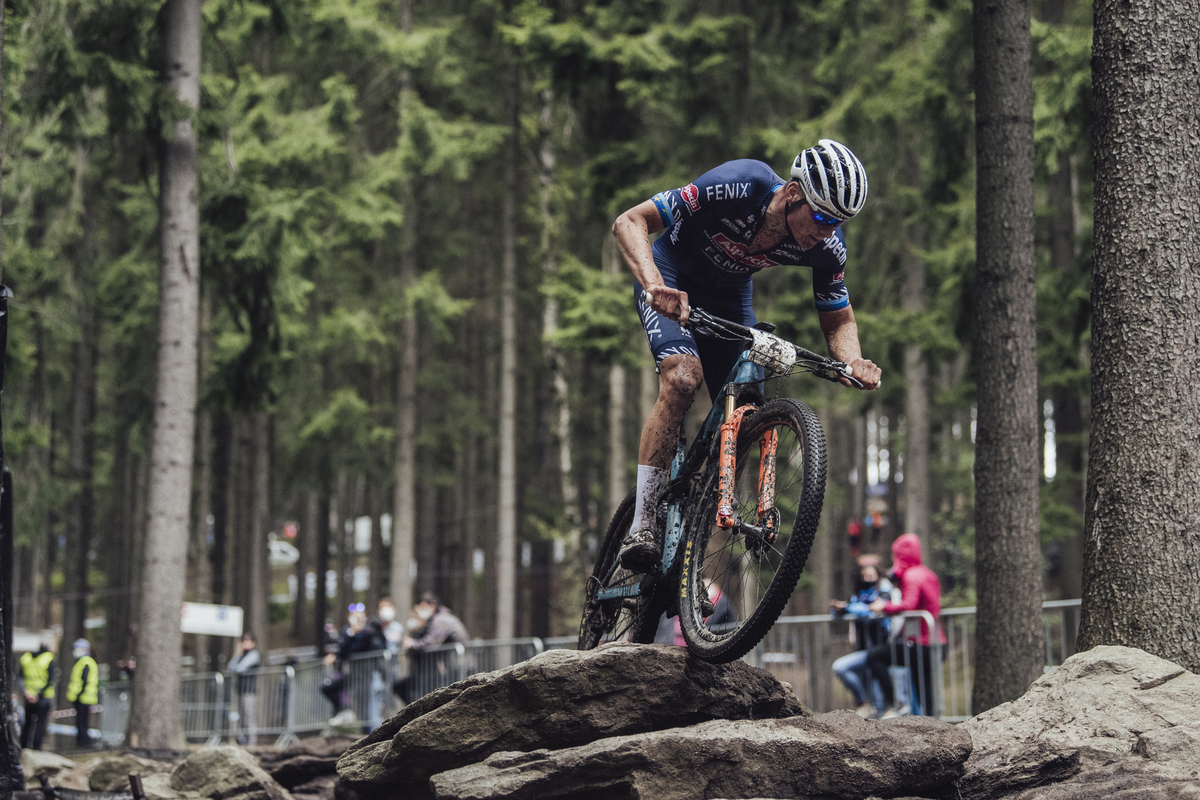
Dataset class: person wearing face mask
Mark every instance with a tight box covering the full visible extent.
[373,598,403,655]
[393,593,469,703]
[66,638,99,749]
[322,607,377,725]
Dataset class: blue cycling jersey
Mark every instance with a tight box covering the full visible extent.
[650,159,851,312]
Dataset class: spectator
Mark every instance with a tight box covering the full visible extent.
[394,593,469,702]
[227,632,261,746]
[117,655,136,684]
[829,556,896,718]
[374,598,404,655]
[866,533,946,717]
[18,635,57,750]
[66,638,99,749]
[322,606,380,725]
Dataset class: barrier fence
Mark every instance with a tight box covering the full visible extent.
[88,601,1079,747]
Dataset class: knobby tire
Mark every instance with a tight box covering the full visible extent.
[578,489,666,649]
[678,398,827,663]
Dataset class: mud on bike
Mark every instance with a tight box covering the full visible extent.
[578,306,862,664]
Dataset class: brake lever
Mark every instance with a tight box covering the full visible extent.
[805,360,864,389]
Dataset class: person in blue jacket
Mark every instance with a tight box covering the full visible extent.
[830,555,897,718]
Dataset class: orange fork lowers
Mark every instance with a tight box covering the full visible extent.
[716,404,753,529]
[716,403,779,535]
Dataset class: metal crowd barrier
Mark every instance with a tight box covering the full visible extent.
[754,600,1081,721]
[90,604,1079,742]
[93,638,548,747]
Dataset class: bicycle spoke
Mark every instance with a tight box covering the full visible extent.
[679,399,826,663]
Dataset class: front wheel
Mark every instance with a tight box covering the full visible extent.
[578,490,666,650]
[679,398,826,663]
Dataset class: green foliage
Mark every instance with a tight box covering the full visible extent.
[543,255,640,363]
[0,0,1096,641]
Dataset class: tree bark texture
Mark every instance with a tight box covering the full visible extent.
[391,0,417,614]
[971,0,1045,712]
[249,413,270,644]
[1079,0,1200,669]
[495,62,520,641]
[63,301,97,655]
[132,0,201,750]
[902,220,932,543]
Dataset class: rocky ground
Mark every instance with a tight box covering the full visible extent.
[17,643,1200,799]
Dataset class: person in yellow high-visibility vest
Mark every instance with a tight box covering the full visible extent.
[18,636,58,751]
[66,638,100,749]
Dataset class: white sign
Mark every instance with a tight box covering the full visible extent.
[180,602,244,638]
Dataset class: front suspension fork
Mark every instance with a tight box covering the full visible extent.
[715,398,777,533]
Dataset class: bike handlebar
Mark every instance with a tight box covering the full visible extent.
[682,306,864,389]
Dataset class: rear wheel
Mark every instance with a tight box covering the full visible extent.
[578,490,665,649]
[679,398,826,663]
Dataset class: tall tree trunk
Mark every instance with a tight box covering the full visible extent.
[335,471,352,623]
[105,431,134,673]
[1079,0,1200,669]
[390,0,417,616]
[902,220,932,543]
[131,0,201,749]
[248,413,270,645]
[495,62,520,641]
[537,86,584,618]
[17,314,48,630]
[232,415,252,613]
[192,290,213,664]
[604,234,628,524]
[293,491,317,642]
[64,162,99,660]
[367,481,384,612]
[971,0,1045,713]
[207,412,231,672]
[314,464,332,649]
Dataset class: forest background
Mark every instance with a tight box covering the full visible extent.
[0,0,1092,676]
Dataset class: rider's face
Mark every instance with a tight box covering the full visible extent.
[787,199,839,250]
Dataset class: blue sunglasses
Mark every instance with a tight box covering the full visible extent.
[809,207,845,227]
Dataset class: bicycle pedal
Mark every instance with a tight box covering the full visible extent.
[699,597,716,617]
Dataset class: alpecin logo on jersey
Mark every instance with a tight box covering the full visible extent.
[713,233,779,270]
[681,183,701,213]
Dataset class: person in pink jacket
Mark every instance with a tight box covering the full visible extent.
[865,533,946,716]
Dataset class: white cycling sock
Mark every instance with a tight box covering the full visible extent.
[630,465,668,534]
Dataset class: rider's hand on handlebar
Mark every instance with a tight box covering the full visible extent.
[641,286,691,327]
[845,357,882,390]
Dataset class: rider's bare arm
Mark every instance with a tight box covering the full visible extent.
[818,306,881,390]
[613,200,691,325]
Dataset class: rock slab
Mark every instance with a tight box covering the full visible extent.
[959,645,1200,799]
[338,642,810,789]
[430,711,972,800]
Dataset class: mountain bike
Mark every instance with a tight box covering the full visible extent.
[578,306,862,664]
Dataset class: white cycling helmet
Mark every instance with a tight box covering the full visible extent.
[790,139,868,222]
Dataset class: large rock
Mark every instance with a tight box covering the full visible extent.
[429,711,972,800]
[170,746,294,800]
[1005,758,1200,799]
[959,645,1200,799]
[91,753,176,792]
[255,737,356,796]
[20,749,78,784]
[338,642,809,791]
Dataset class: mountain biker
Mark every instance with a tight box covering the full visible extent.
[612,140,882,571]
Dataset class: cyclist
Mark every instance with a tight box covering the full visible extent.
[612,140,882,571]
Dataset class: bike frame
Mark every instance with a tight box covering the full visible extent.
[594,350,765,605]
